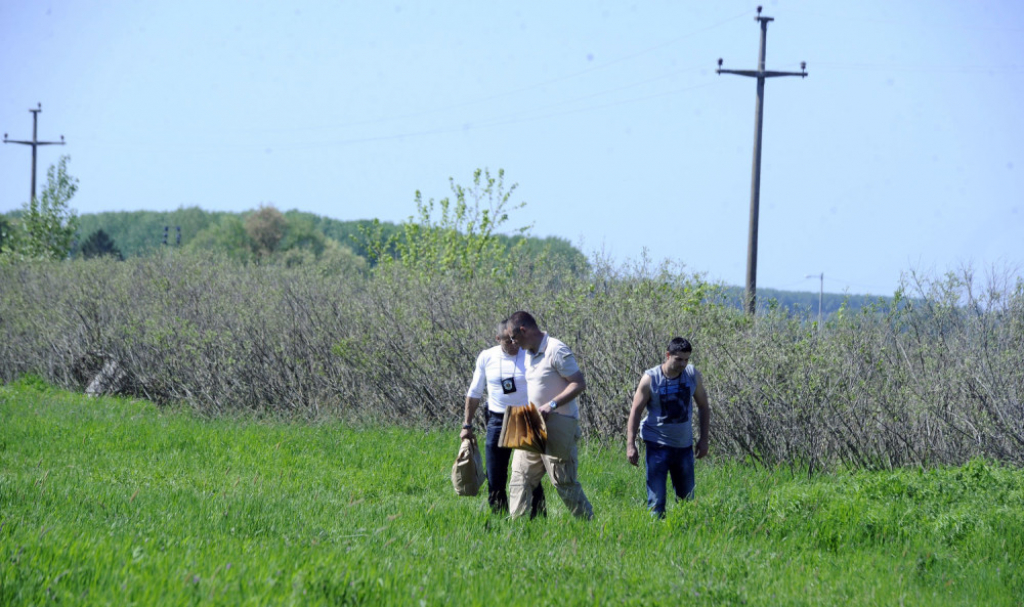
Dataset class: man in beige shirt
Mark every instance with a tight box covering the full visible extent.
[506,310,593,520]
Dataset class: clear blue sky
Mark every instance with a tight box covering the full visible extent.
[3,1,1022,296]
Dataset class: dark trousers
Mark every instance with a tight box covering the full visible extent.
[485,409,546,517]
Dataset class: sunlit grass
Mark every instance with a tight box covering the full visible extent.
[2,379,1021,606]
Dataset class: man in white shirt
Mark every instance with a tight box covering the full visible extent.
[461,319,546,516]
[505,311,593,520]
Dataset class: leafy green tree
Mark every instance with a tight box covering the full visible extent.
[244,204,287,258]
[362,168,530,279]
[300,215,402,260]
[78,229,123,260]
[279,212,328,257]
[314,238,368,276]
[503,234,590,276]
[0,216,10,253]
[2,155,79,260]
[271,213,367,274]
[184,215,253,262]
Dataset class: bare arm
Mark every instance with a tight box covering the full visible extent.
[693,378,711,458]
[462,351,488,439]
[626,374,651,466]
[460,396,481,440]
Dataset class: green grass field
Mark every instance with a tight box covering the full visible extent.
[2,377,1022,606]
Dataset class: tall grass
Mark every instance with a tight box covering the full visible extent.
[0,252,1022,469]
[1,380,1021,605]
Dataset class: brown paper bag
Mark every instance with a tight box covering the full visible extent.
[515,405,529,447]
[542,409,579,461]
[451,437,486,496]
[498,403,547,453]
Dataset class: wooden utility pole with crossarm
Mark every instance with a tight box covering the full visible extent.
[718,6,806,315]
[4,103,66,202]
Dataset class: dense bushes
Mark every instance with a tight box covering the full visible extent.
[1,252,1021,470]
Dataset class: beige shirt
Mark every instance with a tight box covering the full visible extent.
[524,333,581,419]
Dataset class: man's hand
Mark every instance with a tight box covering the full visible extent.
[695,436,709,459]
[538,402,554,419]
[627,443,640,466]
[460,427,474,440]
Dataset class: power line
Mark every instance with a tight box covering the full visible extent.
[812,61,1022,74]
[23,11,756,155]
[73,76,724,151]
[258,80,722,151]
[220,9,756,135]
[14,12,753,155]
[797,10,1024,33]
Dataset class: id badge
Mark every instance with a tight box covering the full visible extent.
[501,376,517,394]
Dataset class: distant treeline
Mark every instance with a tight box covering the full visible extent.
[719,285,897,318]
[68,206,589,274]
[62,208,898,317]
[4,202,892,317]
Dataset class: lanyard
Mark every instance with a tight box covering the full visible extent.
[499,348,522,378]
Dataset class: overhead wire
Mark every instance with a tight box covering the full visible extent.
[79,8,753,150]
[812,61,1022,74]
[234,7,756,134]
[76,72,724,152]
[234,77,722,151]
[798,10,1024,33]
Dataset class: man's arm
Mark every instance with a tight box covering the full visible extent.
[461,352,488,439]
[693,377,711,459]
[537,345,586,417]
[626,375,651,466]
[537,371,586,417]
[461,396,481,440]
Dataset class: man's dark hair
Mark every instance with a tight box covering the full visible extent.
[667,337,692,355]
[508,311,539,331]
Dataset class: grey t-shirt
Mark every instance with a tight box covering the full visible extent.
[639,363,701,448]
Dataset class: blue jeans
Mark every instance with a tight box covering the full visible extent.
[645,441,695,517]
[485,409,545,517]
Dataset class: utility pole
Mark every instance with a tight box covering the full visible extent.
[3,103,66,202]
[162,226,181,246]
[718,6,806,315]
[806,272,823,329]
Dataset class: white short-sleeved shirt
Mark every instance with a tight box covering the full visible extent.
[466,345,529,413]
[524,333,582,419]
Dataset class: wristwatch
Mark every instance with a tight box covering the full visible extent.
[548,400,558,410]
[462,424,473,430]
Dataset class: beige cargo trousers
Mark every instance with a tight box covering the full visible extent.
[508,413,593,519]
